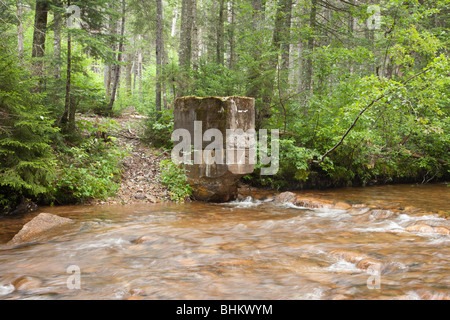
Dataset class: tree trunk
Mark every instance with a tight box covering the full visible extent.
[192,0,199,70]
[171,5,178,37]
[272,0,292,88]
[155,0,163,118]
[228,0,236,69]
[125,52,133,94]
[138,48,142,97]
[60,3,72,132]
[216,0,225,65]
[179,0,194,70]
[53,0,62,79]
[303,0,317,94]
[17,1,24,58]
[280,0,292,72]
[104,2,117,99]
[246,0,269,129]
[108,0,126,114]
[31,0,50,91]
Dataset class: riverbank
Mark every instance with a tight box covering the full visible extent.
[79,113,173,206]
[80,114,449,221]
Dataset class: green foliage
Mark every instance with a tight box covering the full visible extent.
[159,159,192,202]
[51,136,128,203]
[143,109,174,149]
[0,42,58,208]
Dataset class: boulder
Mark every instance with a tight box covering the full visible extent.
[369,209,396,220]
[11,276,42,291]
[333,202,352,210]
[8,213,73,245]
[273,191,297,204]
[356,258,382,271]
[295,197,333,209]
[405,224,435,234]
[433,226,450,235]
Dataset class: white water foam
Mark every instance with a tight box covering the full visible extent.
[325,259,361,273]
[77,237,129,250]
[275,201,309,210]
[303,288,325,300]
[0,284,14,296]
[225,196,262,208]
[396,213,446,223]
[353,220,405,233]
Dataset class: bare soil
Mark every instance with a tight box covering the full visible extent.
[80,113,172,206]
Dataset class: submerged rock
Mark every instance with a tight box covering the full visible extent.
[11,276,42,291]
[329,249,370,264]
[134,235,160,244]
[273,191,338,209]
[273,192,297,203]
[8,213,73,245]
[356,258,382,271]
[405,224,449,235]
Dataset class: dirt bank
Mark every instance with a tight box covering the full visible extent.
[80,113,172,206]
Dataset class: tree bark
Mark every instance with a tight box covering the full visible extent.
[280,0,292,71]
[53,0,62,79]
[155,0,163,118]
[31,0,50,91]
[108,0,126,114]
[178,0,194,96]
[179,0,194,70]
[228,0,236,69]
[216,0,225,65]
[192,0,199,70]
[125,51,133,94]
[303,0,317,94]
[17,1,24,58]
[60,0,72,132]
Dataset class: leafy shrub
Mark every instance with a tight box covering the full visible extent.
[143,109,174,149]
[159,159,192,202]
[50,136,128,204]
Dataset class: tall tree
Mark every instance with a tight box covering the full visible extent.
[31,0,50,91]
[228,0,236,69]
[52,0,63,79]
[16,0,24,58]
[178,0,194,70]
[61,0,72,132]
[155,0,163,117]
[303,0,317,94]
[216,0,225,65]
[108,0,126,114]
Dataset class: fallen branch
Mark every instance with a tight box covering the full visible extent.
[317,67,433,163]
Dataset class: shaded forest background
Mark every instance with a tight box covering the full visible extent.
[0,0,449,211]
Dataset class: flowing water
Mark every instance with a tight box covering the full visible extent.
[0,183,449,300]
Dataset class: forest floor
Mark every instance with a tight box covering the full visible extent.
[80,112,173,206]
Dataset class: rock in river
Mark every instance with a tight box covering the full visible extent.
[8,212,73,245]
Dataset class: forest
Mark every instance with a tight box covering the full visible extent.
[0,0,449,213]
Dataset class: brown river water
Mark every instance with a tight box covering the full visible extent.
[0,183,449,300]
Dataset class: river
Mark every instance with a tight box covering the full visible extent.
[0,183,449,300]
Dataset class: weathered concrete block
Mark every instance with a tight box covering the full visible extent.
[173,96,255,202]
